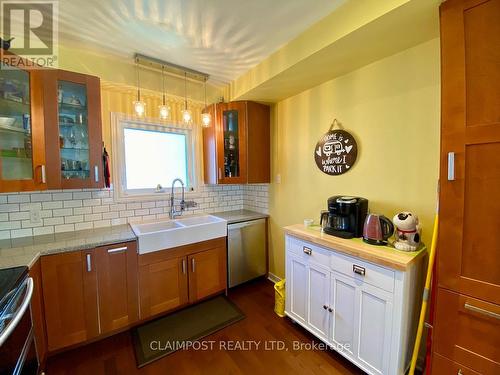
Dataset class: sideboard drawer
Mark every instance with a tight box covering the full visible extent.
[431,353,481,375]
[330,250,395,293]
[287,236,330,267]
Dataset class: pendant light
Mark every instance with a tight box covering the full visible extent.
[158,65,170,120]
[201,78,211,127]
[133,57,146,117]
[181,72,192,124]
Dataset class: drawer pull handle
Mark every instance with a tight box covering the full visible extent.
[353,265,366,276]
[464,302,500,320]
[328,307,333,313]
[323,305,328,310]
[107,246,127,254]
[458,370,463,375]
[303,247,312,255]
[86,254,92,272]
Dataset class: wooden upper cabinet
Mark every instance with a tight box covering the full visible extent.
[41,251,99,351]
[94,242,139,334]
[43,69,104,189]
[0,56,47,192]
[203,101,270,184]
[188,245,227,303]
[438,0,500,304]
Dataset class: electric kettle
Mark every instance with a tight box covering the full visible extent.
[362,213,394,245]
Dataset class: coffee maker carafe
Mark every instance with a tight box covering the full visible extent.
[320,196,368,239]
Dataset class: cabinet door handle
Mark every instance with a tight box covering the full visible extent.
[464,302,500,320]
[447,152,455,181]
[353,264,365,276]
[303,246,312,255]
[323,305,328,310]
[41,165,46,184]
[107,246,127,254]
[218,167,222,180]
[94,166,99,183]
[86,254,92,272]
[182,259,186,274]
[191,258,195,273]
[328,307,333,313]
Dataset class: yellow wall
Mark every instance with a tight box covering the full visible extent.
[268,38,440,278]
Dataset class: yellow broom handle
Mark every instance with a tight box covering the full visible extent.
[409,212,439,375]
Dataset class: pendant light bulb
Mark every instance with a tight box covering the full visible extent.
[159,65,170,120]
[201,79,211,128]
[133,57,145,117]
[182,72,192,124]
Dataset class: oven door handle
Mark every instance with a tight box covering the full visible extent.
[0,277,34,347]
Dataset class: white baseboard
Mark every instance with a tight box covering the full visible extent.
[267,272,282,283]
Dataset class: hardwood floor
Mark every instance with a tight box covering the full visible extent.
[46,279,363,375]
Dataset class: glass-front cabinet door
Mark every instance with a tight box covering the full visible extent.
[216,102,247,184]
[0,60,46,192]
[44,70,103,189]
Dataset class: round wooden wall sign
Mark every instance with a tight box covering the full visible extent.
[314,129,358,176]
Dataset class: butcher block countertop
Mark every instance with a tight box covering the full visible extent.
[284,224,427,271]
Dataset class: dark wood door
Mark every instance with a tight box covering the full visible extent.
[0,54,46,192]
[138,256,189,319]
[41,251,99,351]
[216,101,248,184]
[94,242,139,334]
[188,246,226,303]
[43,69,103,190]
[438,0,500,304]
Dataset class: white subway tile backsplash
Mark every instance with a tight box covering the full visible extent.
[73,192,92,199]
[55,224,75,233]
[63,200,83,208]
[53,208,73,217]
[34,226,54,236]
[44,217,64,226]
[7,194,30,203]
[52,192,73,201]
[30,193,52,202]
[75,222,93,231]
[11,228,33,238]
[0,184,268,238]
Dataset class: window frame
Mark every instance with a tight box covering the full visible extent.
[111,113,197,202]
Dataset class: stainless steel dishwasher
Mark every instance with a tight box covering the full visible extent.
[227,218,267,287]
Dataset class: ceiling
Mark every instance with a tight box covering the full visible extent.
[58,0,346,85]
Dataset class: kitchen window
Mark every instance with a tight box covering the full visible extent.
[111,114,196,201]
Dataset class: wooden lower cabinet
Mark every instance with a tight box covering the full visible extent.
[188,246,226,303]
[432,353,481,375]
[138,237,227,319]
[94,242,139,334]
[139,256,188,319]
[40,241,138,352]
[433,288,500,374]
[41,251,99,351]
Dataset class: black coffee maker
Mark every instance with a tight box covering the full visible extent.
[320,196,369,239]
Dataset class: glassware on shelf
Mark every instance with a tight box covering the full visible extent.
[0,62,34,181]
[57,80,90,180]
[222,109,240,178]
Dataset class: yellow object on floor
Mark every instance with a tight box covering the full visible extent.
[274,279,286,317]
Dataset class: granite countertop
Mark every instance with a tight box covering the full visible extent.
[0,225,136,269]
[211,209,268,224]
[0,210,268,270]
[284,224,427,271]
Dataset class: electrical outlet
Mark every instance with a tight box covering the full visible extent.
[30,207,41,224]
